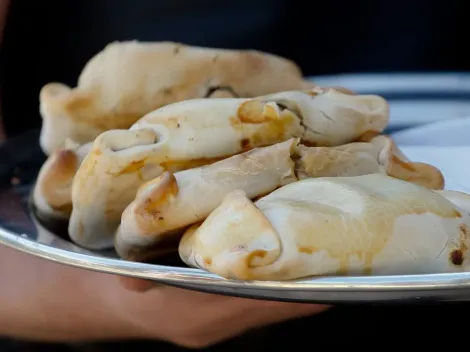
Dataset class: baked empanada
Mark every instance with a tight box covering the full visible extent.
[116,136,443,261]
[296,134,444,190]
[133,87,389,152]
[33,140,92,221]
[69,128,169,250]
[252,87,389,146]
[39,41,313,155]
[115,139,299,260]
[179,174,470,281]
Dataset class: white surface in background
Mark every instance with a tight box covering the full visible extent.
[394,118,470,192]
[306,74,470,191]
[308,73,470,128]
[388,101,470,127]
[309,73,470,93]
[391,117,470,146]
[399,146,470,193]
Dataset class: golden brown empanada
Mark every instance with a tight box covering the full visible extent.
[133,87,389,152]
[179,174,470,281]
[295,135,444,190]
[115,139,299,260]
[68,127,170,250]
[33,140,92,221]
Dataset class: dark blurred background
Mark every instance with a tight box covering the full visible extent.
[0,0,466,137]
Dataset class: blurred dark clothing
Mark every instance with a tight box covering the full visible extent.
[0,0,466,136]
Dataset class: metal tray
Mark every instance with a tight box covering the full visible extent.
[1,130,470,304]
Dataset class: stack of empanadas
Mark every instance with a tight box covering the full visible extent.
[39,41,315,155]
[33,40,469,282]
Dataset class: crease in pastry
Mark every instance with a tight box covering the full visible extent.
[295,134,444,190]
[115,138,299,260]
[204,86,240,98]
[39,40,314,155]
[69,127,171,250]
[179,174,470,281]
[255,87,389,147]
[115,135,443,261]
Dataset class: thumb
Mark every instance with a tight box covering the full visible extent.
[119,276,162,292]
[250,301,331,327]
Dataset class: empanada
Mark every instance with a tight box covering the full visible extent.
[69,128,169,250]
[133,87,389,152]
[33,140,92,221]
[115,138,299,260]
[252,87,389,146]
[39,41,314,155]
[179,174,470,281]
[296,134,444,189]
[116,136,443,261]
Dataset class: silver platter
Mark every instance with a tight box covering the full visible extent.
[3,201,470,304]
[2,131,470,304]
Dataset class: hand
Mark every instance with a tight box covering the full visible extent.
[0,243,329,346]
[119,277,330,348]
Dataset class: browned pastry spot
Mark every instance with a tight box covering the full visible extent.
[41,149,79,212]
[160,156,226,173]
[234,100,297,149]
[246,249,268,269]
[450,249,464,265]
[298,246,315,254]
[355,130,382,142]
[388,161,445,190]
[137,171,179,216]
[240,138,250,150]
[112,159,147,176]
[237,100,273,124]
[450,223,470,265]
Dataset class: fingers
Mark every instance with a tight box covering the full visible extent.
[259,300,331,323]
[116,279,332,349]
[235,299,330,331]
[120,276,332,319]
[208,300,330,346]
[119,276,161,292]
[174,299,331,348]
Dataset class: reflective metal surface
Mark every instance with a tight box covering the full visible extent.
[1,130,470,303]
[3,220,470,303]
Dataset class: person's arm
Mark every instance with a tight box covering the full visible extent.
[0,243,328,348]
[0,1,326,346]
[0,244,145,341]
[0,2,135,340]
